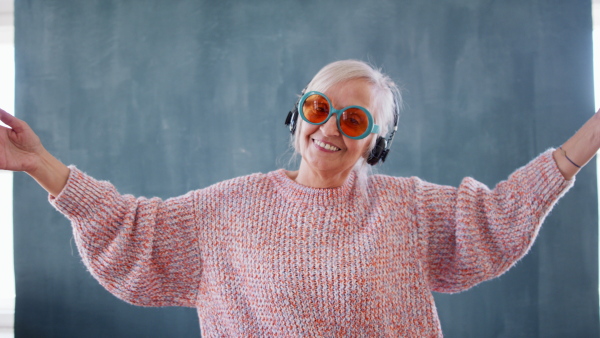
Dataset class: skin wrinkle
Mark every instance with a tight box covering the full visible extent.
[290,79,377,189]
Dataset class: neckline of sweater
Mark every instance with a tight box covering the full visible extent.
[269,169,358,205]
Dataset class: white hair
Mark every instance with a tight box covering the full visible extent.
[291,60,402,190]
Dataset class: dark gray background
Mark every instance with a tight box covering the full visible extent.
[13,0,599,337]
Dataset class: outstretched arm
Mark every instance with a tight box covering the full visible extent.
[553,109,600,180]
[0,108,69,196]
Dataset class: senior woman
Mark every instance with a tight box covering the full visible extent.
[0,60,597,337]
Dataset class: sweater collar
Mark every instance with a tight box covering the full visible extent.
[269,169,357,206]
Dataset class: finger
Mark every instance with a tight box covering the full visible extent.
[0,108,15,125]
[0,108,24,132]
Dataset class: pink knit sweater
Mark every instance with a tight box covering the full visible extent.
[50,150,572,337]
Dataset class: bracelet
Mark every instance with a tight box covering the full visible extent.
[559,147,581,168]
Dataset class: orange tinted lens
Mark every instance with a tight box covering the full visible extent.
[302,94,329,123]
[340,108,369,137]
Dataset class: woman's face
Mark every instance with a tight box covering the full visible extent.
[297,79,376,178]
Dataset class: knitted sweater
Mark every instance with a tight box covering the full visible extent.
[50,150,572,337]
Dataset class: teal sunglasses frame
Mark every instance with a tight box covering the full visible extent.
[298,91,380,140]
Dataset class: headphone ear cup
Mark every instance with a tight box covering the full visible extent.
[367,137,386,165]
[286,90,305,135]
[285,106,298,135]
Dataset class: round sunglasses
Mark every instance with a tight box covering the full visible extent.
[298,91,380,140]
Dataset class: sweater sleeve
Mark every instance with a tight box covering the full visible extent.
[49,166,201,307]
[416,149,573,293]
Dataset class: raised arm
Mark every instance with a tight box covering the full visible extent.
[553,109,600,180]
[0,108,69,196]
[418,150,573,293]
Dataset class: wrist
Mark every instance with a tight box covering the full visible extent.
[552,148,577,180]
[26,149,70,196]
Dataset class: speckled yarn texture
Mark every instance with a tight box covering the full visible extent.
[50,149,572,337]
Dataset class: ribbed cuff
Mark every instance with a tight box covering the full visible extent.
[518,148,574,203]
[49,166,113,220]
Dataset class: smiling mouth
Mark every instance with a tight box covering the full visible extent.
[313,139,341,151]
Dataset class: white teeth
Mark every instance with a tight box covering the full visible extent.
[314,139,340,151]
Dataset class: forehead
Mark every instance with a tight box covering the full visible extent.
[325,79,372,108]
[324,79,372,110]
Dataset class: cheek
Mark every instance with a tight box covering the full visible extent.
[299,121,319,138]
[295,121,318,151]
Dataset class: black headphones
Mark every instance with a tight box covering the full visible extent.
[285,88,398,165]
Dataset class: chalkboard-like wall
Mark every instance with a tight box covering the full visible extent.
[13,0,598,337]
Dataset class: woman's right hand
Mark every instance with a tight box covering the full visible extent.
[0,108,45,172]
[0,108,70,196]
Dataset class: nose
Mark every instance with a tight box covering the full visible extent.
[320,114,340,137]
